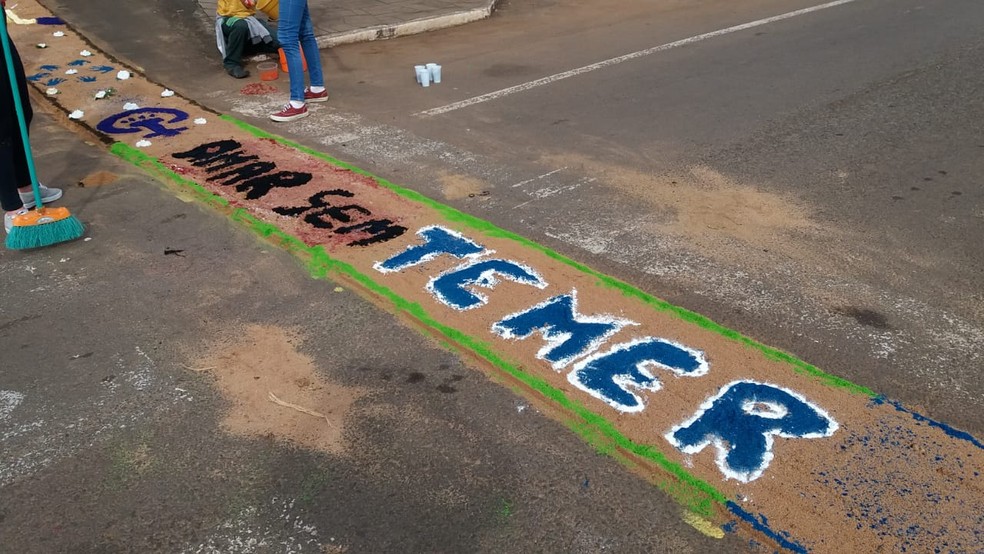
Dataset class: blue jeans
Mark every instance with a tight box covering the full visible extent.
[277,0,324,102]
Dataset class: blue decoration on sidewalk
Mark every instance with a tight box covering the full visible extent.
[375,225,485,273]
[428,259,547,310]
[726,502,808,554]
[97,107,190,139]
[870,396,983,450]
[667,380,838,482]
[493,292,634,369]
[569,338,707,412]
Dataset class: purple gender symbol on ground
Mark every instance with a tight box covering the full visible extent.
[96,107,190,139]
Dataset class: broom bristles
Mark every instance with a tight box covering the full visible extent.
[5,215,85,250]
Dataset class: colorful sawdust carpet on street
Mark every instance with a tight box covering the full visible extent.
[6,2,982,552]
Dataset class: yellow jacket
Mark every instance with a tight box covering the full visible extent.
[217,0,278,21]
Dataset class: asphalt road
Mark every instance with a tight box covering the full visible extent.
[0,111,737,552]
[322,0,984,435]
[141,0,983,431]
[6,0,984,550]
[310,0,984,434]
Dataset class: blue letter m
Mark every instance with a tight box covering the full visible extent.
[492,292,635,369]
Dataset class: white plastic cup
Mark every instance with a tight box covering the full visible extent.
[418,67,431,87]
[414,65,426,83]
[427,63,442,84]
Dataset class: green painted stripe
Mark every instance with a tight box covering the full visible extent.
[220,115,875,398]
[109,141,727,516]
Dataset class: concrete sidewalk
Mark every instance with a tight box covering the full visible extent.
[197,0,498,47]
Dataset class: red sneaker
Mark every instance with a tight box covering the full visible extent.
[304,88,329,103]
[270,103,309,122]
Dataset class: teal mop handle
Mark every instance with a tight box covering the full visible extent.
[0,16,43,211]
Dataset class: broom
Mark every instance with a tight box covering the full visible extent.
[1,17,83,249]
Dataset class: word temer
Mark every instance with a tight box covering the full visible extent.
[375,226,838,483]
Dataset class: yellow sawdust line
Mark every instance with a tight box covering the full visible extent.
[4,9,37,25]
[682,511,725,539]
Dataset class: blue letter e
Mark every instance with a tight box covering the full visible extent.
[666,381,838,482]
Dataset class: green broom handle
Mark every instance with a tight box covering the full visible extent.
[0,16,43,211]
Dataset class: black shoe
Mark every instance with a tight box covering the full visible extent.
[227,66,250,79]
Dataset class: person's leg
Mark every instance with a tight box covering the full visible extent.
[2,37,61,210]
[297,3,323,88]
[277,0,306,103]
[243,20,281,56]
[1,40,27,230]
[222,19,250,78]
[1,36,28,212]
[257,19,281,54]
[0,143,25,213]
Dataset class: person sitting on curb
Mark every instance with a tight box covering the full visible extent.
[216,0,281,79]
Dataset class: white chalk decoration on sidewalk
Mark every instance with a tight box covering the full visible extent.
[194,118,207,125]
[68,110,83,119]
[65,68,77,75]
[135,140,152,148]
[123,102,139,111]
[79,49,91,57]
[161,89,175,98]
[52,31,64,37]
[116,70,130,81]
[45,87,58,96]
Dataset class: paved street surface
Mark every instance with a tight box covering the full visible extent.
[3,0,983,552]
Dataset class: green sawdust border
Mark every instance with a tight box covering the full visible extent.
[111,141,722,516]
[219,115,876,398]
[108,117,874,519]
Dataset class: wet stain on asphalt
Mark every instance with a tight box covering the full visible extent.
[832,306,893,330]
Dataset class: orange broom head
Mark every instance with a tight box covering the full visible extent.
[11,206,74,227]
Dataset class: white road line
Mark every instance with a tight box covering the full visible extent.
[417,0,861,117]
[511,167,568,187]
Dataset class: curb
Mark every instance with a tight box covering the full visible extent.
[198,1,498,49]
[316,3,497,49]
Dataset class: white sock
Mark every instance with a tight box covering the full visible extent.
[289,100,305,109]
[309,86,325,93]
